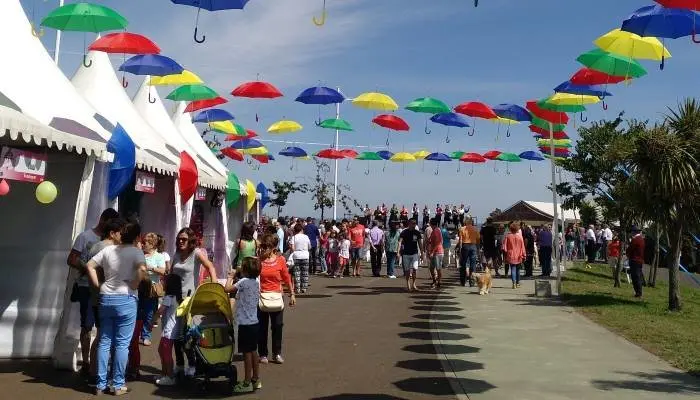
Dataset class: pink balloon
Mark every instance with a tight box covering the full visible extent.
[0,179,9,196]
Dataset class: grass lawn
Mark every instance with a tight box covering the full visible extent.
[561,263,700,376]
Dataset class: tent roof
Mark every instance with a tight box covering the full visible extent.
[0,0,110,158]
[494,200,578,223]
[172,101,229,178]
[132,80,225,190]
[72,51,179,175]
[524,201,578,221]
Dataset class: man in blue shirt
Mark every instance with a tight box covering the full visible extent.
[304,217,321,274]
[537,225,553,277]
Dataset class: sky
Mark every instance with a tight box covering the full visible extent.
[21,0,700,221]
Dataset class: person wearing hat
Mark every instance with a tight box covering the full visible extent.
[626,225,645,298]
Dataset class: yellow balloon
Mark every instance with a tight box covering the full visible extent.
[36,180,57,204]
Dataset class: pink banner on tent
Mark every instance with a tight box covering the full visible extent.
[195,187,206,201]
[0,146,46,183]
[135,171,155,193]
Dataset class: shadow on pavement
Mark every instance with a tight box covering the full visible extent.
[326,285,365,289]
[591,370,700,394]
[410,295,456,300]
[311,394,409,400]
[413,300,459,306]
[0,360,93,395]
[410,305,463,312]
[393,377,496,396]
[400,321,469,330]
[396,358,484,373]
[336,291,381,296]
[398,331,471,341]
[403,343,480,355]
[296,294,333,299]
[413,313,465,321]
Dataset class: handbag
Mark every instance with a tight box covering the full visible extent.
[70,282,80,303]
[150,281,165,298]
[258,292,284,312]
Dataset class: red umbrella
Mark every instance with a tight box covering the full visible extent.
[526,101,569,124]
[460,153,486,163]
[231,81,283,98]
[89,32,160,54]
[529,125,568,139]
[483,150,502,160]
[569,68,627,86]
[339,149,359,159]
[316,149,345,159]
[654,0,700,11]
[225,129,258,141]
[185,96,228,113]
[220,147,244,161]
[252,154,271,164]
[372,114,409,131]
[179,151,198,202]
[454,102,498,136]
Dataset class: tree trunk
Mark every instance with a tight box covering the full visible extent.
[276,206,281,219]
[320,207,325,222]
[649,225,660,287]
[668,222,683,312]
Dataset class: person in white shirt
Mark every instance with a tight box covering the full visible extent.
[290,224,311,293]
[338,234,351,278]
[153,273,182,387]
[585,225,596,266]
[602,224,613,263]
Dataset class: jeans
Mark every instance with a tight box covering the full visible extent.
[586,239,596,263]
[510,264,521,284]
[459,244,477,286]
[539,246,553,276]
[629,261,644,296]
[96,294,137,391]
[139,297,158,341]
[318,247,328,273]
[370,244,384,276]
[258,308,284,357]
[386,251,397,277]
[309,247,318,274]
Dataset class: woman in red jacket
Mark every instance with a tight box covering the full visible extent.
[502,222,526,289]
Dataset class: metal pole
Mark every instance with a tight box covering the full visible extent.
[54,0,65,64]
[549,122,562,294]
[332,89,340,220]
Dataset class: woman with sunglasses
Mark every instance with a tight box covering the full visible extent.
[170,227,217,377]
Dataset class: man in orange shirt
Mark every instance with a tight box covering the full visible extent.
[348,218,366,277]
[457,218,480,286]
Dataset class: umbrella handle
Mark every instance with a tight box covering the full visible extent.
[122,77,129,88]
[346,161,351,171]
[424,120,431,135]
[469,165,474,176]
[30,23,44,38]
[445,134,451,143]
[506,126,511,138]
[247,158,253,165]
[364,168,370,175]
[693,30,700,44]
[580,112,587,123]
[194,26,206,44]
[148,92,157,104]
[660,54,665,71]
[468,127,475,136]
[434,167,439,176]
[386,135,390,146]
[82,55,92,68]
[529,164,533,173]
[313,9,327,26]
[602,99,608,111]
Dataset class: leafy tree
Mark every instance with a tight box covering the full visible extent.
[489,208,503,220]
[305,159,361,221]
[269,181,308,218]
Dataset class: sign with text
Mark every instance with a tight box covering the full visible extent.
[135,171,155,193]
[195,187,207,201]
[0,146,47,183]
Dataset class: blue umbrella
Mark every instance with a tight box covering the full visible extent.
[256,182,270,208]
[519,151,545,161]
[171,0,251,43]
[554,81,612,98]
[430,112,470,143]
[295,86,345,105]
[279,146,307,157]
[193,109,235,123]
[622,4,700,39]
[231,138,263,149]
[425,152,451,175]
[106,124,136,200]
[119,54,184,76]
[267,154,275,161]
[492,104,532,122]
[377,150,394,160]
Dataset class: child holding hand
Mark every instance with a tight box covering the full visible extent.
[155,274,182,386]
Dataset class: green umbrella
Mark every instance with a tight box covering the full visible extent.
[576,49,647,79]
[405,97,450,134]
[537,139,572,148]
[166,84,218,101]
[497,152,522,162]
[318,118,353,131]
[226,172,241,207]
[531,116,567,132]
[356,152,383,160]
[536,99,587,113]
[449,151,466,160]
[41,3,128,32]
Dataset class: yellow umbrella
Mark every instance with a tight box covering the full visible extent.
[390,152,416,162]
[267,120,303,134]
[546,93,601,106]
[241,147,268,156]
[245,179,256,211]
[413,150,430,159]
[489,116,519,125]
[594,29,670,62]
[352,92,399,111]
[209,121,246,135]
[149,70,203,86]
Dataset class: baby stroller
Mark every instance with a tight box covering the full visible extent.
[181,282,237,392]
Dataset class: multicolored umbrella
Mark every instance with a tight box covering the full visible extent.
[150,70,203,86]
[526,101,570,124]
[372,114,409,145]
[267,120,303,134]
[554,81,612,98]
[352,92,399,111]
[193,109,234,123]
[595,28,671,69]
[318,118,353,131]
[171,0,250,43]
[210,121,246,136]
[430,112,470,143]
[413,150,431,160]
[545,93,601,107]
[537,138,572,148]
[185,96,228,112]
[530,125,569,139]
[569,68,627,86]
[454,102,498,136]
[536,99,587,113]
[224,129,257,141]
[220,147,244,162]
[166,84,219,101]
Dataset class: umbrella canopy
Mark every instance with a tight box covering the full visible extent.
[210,121,246,135]
[390,152,417,162]
[594,28,670,61]
[545,93,601,106]
[536,99,587,113]
[372,114,410,131]
[339,149,359,159]
[430,112,470,128]
[41,3,128,32]
[226,173,241,206]
[413,150,431,160]
[171,0,250,11]
[426,152,452,162]
[576,49,647,78]
[622,4,700,38]
[454,102,498,119]
[193,109,234,123]
[89,32,160,54]
[518,151,545,161]
[497,152,522,162]
[526,101,570,124]
[405,97,451,114]
[231,138,264,150]
[268,120,303,134]
[460,153,487,163]
[220,147,244,161]
[492,104,532,122]
[553,81,612,98]
[241,147,269,155]
[185,96,227,112]
[252,154,273,164]
[569,68,627,86]
[655,0,700,11]
[377,150,395,160]
[537,138,572,148]
[166,84,218,101]
[119,54,184,76]
[318,118,353,131]
[531,116,567,132]
[530,125,569,139]
[295,86,345,104]
[352,92,399,111]
[356,152,383,161]
[279,147,308,158]
[316,149,345,159]
[231,81,283,98]
[449,151,466,160]
[225,130,258,141]
[483,150,502,160]
[149,70,202,86]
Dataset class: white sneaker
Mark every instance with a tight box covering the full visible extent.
[185,366,196,377]
[388,275,397,279]
[156,376,176,386]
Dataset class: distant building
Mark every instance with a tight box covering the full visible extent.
[492,200,579,227]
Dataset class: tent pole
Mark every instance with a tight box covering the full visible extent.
[53,0,65,64]
[549,122,562,295]
[332,88,340,220]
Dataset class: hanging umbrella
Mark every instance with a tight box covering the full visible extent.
[318,118,353,131]
[449,151,466,160]
[372,114,409,145]
[413,150,431,160]
[220,147,244,161]
[377,150,395,161]
[496,152,521,175]
[241,147,269,156]
[553,82,612,98]
[166,84,219,101]
[356,151,383,174]
[210,121,246,136]
[339,149,359,159]
[530,125,569,139]
[622,4,700,42]
[252,154,273,164]
[519,151,545,161]
[425,152,452,175]
[352,92,399,111]
[193,109,234,123]
[150,70,203,86]
[551,83,611,114]
[460,152,486,175]
[430,112,470,143]
[406,97,451,134]
[525,101,570,124]
[531,116,567,132]
[537,138,572,148]
[576,49,647,80]
[267,120,303,134]
[171,0,250,43]
[279,147,308,158]
[545,93,601,106]
[483,150,502,160]
[231,138,263,150]
[89,32,160,54]
[492,104,532,122]
[390,152,417,162]
[454,102,498,136]
[316,149,345,160]
[185,96,228,112]
[569,68,627,86]
[232,80,283,122]
[595,28,671,69]
[119,54,184,76]
[536,99,587,113]
[225,129,258,141]
[295,86,345,104]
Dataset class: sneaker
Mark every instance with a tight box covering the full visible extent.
[156,376,176,386]
[252,379,263,390]
[512,283,517,289]
[111,387,131,396]
[516,283,521,288]
[388,275,397,279]
[142,338,151,346]
[233,381,254,393]
[185,366,196,377]
[271,354,284,364]
[259,356,269,364]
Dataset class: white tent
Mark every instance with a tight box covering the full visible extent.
[172,102,229,178]
[72,51,180,175]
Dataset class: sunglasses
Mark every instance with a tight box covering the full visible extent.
[176,237,188,243]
